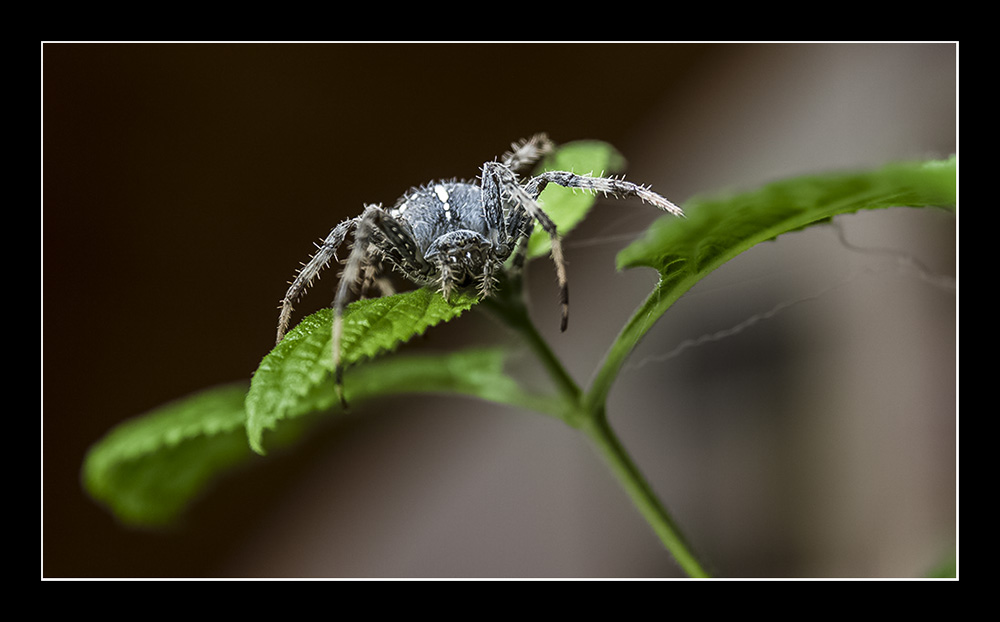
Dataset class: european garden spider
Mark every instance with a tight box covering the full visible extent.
[276,134,683,405]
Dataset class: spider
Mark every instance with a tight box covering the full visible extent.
[275,134,683,406]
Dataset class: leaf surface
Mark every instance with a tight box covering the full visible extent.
[246,290,478,453]
[618,157,956,274]
[82,382,252,526]
[587,157,956,408]
[84,348,547,525]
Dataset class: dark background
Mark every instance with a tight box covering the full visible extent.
[43,43,956,578]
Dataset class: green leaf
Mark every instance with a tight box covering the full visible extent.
[84,348,553,525]
[587,157,956,409]
[527,140,627,258]
[82,382,253,527]
[246,289,478,454]
[618,156,956,273]
[333,347,563,418]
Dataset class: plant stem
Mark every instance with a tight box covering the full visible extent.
[482,291,711,577]
[480,292,582,408]
[580,408,711,578]
[586,276,691,414]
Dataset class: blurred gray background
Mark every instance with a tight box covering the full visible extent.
[43,42,956,578]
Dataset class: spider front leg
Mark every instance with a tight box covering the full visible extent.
[331,205,429,408]
[503,209,535,285]
[501,133,555,173]
[327,206,381,408]
[482,161,570,332]
[277,217,356,345]
[359,263,396,299]
[524,170,684,217]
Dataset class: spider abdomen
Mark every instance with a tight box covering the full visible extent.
[391,182,489,254]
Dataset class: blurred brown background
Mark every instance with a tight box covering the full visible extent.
[42,43,957,578]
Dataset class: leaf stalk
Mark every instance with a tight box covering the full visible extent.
[482,288,711,577]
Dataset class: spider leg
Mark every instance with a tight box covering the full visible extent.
[359,260,396,299]
[475,251,503,299]
[331,205,427,408]
[277,217,356,344]
[377,210,435,283]
[504,210,534,282]
[483,161,569,331]
[330,204,387,408]
[519,186,569,331]
[524,171,684,217]
[501,133,556,173]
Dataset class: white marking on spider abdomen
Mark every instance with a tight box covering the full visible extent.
[433,184,449,203]
[390,200,408,218]
[434,184,452,220]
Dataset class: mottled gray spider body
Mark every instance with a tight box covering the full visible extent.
[275,134,683,405]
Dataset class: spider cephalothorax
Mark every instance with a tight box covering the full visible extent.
[275,134,683,405]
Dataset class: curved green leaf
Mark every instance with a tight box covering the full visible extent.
[246,290,478,453]
[587,157,956,409]
[82,382,252,527]
[618,157,956,273]
[84,348,552,525]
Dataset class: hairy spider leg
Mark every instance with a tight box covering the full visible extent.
[329,207,378,408]
[523,171,685,218]
[375,207,436,281]
[501,133,556,172]
[482,160,570,332]
[358,259,396,299]
[277,217,356,344]
[504,209,535,282]
[496,134,552,282]
[331,205,428,408]
[520,171,685,331]
[494,131,554,288]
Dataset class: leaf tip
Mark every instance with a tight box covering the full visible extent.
[248,434,268,456]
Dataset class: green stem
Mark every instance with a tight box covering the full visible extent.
[482,291,711,577]
[580,408,711,578]
[586,276,691,413]
[480,294,582,408]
